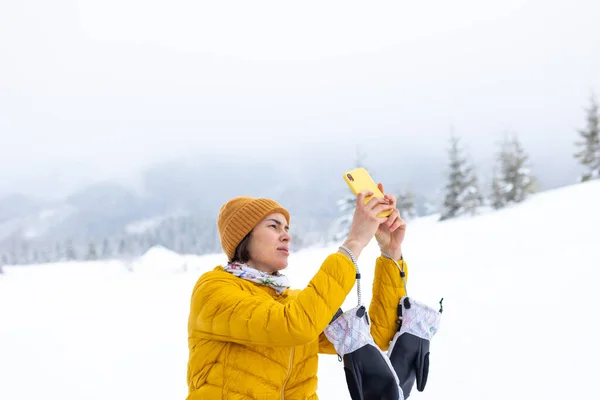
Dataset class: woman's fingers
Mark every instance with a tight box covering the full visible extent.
[385,193,396,207]
[357,191,386,210]
[356,190,373,207]
[389,215,406,232]
[357,190,395,222]
[372,201,394,217]
[385,208,400,226]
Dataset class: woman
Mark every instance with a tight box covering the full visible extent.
[186,185,408,400]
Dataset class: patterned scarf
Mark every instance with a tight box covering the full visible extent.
[223,262,290,294]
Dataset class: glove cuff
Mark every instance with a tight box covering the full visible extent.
[324,305,375,357]
[396,296,441,341]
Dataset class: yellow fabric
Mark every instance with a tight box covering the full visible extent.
[369,256,409,350]
[186,253,409,399]
[217,196,290,261]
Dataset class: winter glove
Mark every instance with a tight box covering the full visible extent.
[325,305,404,400]
[387,296,442,398]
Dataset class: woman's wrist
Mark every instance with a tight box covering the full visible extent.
[380,247,402,260]
[338,238,365,261]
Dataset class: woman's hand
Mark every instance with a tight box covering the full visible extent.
[374,183,406,260]
[342,190,393,259]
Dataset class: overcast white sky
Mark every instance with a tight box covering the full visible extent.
[1,0,599,197]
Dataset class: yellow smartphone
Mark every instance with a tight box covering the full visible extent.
[343,167,392,217]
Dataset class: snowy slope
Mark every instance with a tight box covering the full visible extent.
[1,181,599,400]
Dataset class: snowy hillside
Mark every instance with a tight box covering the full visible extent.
[1,181,599,400]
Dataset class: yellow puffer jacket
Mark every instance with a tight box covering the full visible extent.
[186,252,408,400]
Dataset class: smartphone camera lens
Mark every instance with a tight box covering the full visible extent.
[347,173,354,182]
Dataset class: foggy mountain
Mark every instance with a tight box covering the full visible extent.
[0,137,583,264]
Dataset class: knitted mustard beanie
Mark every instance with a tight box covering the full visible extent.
[217,196,291,261]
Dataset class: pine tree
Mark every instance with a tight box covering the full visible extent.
[38,247,50,263]
[10,249,18,265]
[423,197,439,216]
[118,238,127,256]
[86,241,97,260]
[20,242,30,264]
[396,189,417,220]
[101,238,111,258]
[462,167,485,216]
[331,194,356,242]
[491,134,538,207]
[490,166,506,209]
[574,94,600,182]
[504,135,537,203]
[54,242,63,262]
[439,133,483,220]
[65,239,76,261]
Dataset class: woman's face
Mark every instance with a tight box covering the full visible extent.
[246,212,291,274]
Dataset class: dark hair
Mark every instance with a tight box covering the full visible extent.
[231,230,252,263]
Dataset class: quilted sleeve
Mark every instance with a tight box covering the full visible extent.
[318,332,337,354]
[191,253,356,347]
[368,256,409,351]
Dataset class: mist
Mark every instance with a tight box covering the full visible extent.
[1,0,599,199]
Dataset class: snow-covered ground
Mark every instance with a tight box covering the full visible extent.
[1,181,598,399]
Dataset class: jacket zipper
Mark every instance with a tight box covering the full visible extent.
[281,346,295,399]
